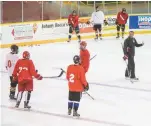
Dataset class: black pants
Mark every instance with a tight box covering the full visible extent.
[117,24,125,32]
[10,76,18,88]
[93,24,102,31]
[125,56,135,78]
[69,25,80,34]
[68,91,82,102]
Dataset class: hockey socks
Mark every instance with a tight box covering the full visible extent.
[68,101,73,109]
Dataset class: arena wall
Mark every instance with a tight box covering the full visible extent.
[0,14,151,48]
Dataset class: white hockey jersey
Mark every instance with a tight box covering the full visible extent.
[5,53,19,76]
[90,11,105,25]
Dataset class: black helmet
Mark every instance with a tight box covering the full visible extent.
[10,44,18,54]
[73,55,80,64]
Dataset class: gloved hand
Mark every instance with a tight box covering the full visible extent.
[123,55,128,60]
[12,75,18,82]
[86,21,90,24]
[115,19,118,25]
[104,19,108,26]
[84,83,89,91]
[35,74,43,80]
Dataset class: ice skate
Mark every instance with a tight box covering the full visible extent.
[94,37,98,41]
[73,109,80,117]
[125,76,130,80]
[68,108,72,115]
[116,36,120,39]
[9,94,17,100]
[67,39,71,43]
[24,101,31,109]
[100,37,103,40]
[15,101,20,108]
[131,77,139,82]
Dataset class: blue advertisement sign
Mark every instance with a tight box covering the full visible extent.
[129,15,151,29]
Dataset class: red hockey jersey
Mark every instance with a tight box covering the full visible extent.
[117,12,128,25]
[68,14,79,28]
[13,59,38,83]
[80,49,90,73]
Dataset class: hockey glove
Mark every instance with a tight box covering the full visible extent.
[12,75,18,83]
[84,83,89,91]
[35,74,43,80]
[123,55,128,60]
[104,19,108,26]
[115,19,118,25]
[86,21,90,24]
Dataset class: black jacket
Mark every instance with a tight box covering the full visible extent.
[124,37,143,56]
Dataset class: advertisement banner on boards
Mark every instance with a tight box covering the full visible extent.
[129,15,151,29]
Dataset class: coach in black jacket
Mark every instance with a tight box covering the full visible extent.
[123,31,144,80]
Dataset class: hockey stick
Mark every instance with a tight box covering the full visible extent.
[121,43,133,83]
[90,54,97,61]
[43,68,64,79]
[84,91,95,100]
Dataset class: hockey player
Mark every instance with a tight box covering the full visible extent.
[123,31,144,81]
[88,6,105,40]
[13,51,43,108]
[5,44,19,100]
[66,55,89,117]
[67,10,81,42]
[80,41,90,73]
[116,8,128,39]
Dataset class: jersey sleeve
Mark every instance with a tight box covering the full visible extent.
[101,11,105,21]
[66,66,70,81]
[90,13,94,22]
[134,38,143,47]
[13,60,19,77]
[117,12,120,21]
[29,60,38,77]
[123,39,128,55]
[80,67,87,87]
[5,54,8,68]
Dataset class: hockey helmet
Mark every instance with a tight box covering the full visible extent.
[23,51,30,59]
[72,10,77,16]
[80,41,87,50]
[73,55,80,64]
[10,44,19,54]
[122,8,126,13]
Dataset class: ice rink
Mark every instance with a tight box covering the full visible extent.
[1,34,151,126]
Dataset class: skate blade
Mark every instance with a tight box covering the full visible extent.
[73,115,80,119]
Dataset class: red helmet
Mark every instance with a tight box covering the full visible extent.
[80,41,87,49]
[23,51,30,59]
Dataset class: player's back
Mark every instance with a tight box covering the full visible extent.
[14,59,36,82]
[80,49,90,66]
[67,64,86,92]
[5,53,18,76]
[91,11,104,24]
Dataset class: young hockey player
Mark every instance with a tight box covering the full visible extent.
[80,41,90,73]
[123,31,144,81]
[66,55,89,117]
[5,44,19,100]
[67,10,81,43]
[13,51,43,108]
[116,8,128,39]
[88,6,105,40]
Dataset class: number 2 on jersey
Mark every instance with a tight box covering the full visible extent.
[69,74,75,83]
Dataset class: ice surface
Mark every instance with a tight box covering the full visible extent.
[0,34,151,126]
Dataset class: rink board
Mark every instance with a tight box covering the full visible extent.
[0,14,151,48]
